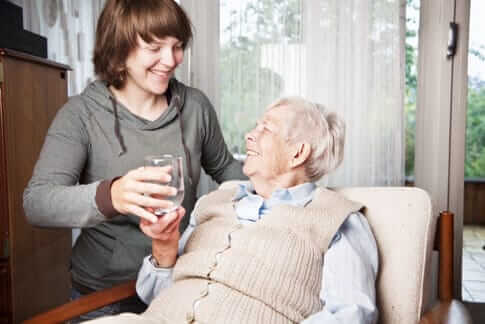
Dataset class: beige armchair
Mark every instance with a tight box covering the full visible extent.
[335,187,471,324]
[24,187,471,324]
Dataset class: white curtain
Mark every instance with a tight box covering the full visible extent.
[20,0,105,96]
[184,0,406,187]
[179,0,222,194]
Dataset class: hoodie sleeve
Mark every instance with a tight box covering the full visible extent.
[199,96,247,183]
[23,97,107,228]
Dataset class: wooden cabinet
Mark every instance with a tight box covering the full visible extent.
[0,48,71,323]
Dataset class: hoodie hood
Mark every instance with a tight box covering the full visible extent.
[80,78,187,155]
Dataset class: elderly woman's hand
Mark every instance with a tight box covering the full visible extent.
[139,207,185,268]
[139,207,185,241]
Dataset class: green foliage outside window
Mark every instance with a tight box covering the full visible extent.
[466,78,485,177]
[405,0,418,177]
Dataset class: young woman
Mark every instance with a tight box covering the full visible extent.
[23,0,245,320]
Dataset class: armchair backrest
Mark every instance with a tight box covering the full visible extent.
[335,187,436,324]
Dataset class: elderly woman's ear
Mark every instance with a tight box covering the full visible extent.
[290,141,312,168]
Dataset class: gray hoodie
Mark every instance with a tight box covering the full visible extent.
[23,79,245,290]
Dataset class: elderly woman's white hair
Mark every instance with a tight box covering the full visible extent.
[267,96,345,182]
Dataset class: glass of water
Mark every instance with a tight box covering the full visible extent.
[144,154,184,216]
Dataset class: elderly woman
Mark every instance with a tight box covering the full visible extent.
[89,97,379,324]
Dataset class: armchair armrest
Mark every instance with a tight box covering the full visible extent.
[23,280,137,324]
[420,300,472,324]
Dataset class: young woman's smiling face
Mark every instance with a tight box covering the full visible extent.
[123,35,184,95]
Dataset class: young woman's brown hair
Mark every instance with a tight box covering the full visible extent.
[93,0,193,88]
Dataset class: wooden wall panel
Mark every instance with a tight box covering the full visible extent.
[464,183,474,224]
[463,181,485,225]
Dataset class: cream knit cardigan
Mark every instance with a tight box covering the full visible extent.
[142,187,363,324]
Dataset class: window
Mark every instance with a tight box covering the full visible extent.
[217,0,406,186]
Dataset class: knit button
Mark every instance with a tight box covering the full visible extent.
[200,281,213,296]
[200,286,209,297]
[207,262,218,278]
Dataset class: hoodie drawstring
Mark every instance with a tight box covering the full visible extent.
[109,96,127,156]
[174,95,194,186]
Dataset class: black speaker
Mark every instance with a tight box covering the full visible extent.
[0,0,48,58]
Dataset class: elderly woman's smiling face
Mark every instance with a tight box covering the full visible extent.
[243,105,296,182]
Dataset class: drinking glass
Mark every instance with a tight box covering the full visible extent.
[144,154,184,216]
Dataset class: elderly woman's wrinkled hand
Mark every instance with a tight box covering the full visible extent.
[140,207,185,268]
[139,207,185,242]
